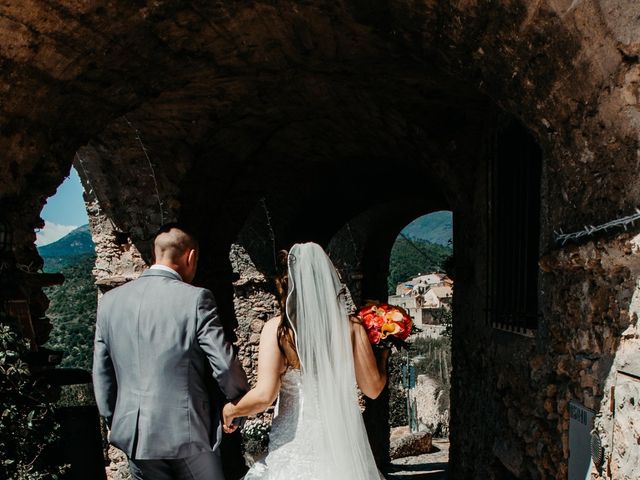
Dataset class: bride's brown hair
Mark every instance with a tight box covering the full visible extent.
[274,249,300,369]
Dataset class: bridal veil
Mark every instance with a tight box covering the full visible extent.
[285,243,380,479]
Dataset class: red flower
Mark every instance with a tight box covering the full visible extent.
[363,313,383,329]
[397,321,412,341]
[367,328,382,345]
[358,305,377,317]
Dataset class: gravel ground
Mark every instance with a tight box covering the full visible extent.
[106,440,449,480]
[384,439,449,480]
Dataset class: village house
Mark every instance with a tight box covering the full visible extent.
[389,272,453,325]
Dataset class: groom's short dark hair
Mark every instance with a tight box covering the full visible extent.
[153,223,199,259]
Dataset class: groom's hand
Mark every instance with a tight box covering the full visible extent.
[222,402,238,434]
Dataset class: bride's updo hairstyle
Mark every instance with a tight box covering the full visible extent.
[274,249,300,369]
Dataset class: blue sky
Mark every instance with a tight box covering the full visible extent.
[36,167,88,246]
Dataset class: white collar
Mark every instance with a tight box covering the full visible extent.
[150,264,183,281]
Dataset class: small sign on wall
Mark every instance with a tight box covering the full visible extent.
[568,400,595,480]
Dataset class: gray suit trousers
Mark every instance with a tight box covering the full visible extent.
[128,450,224,480]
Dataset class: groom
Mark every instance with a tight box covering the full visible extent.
[93,224,249,479]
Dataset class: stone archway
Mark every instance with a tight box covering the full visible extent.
[1,2,639,479]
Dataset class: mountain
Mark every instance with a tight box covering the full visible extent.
[38,225,97,371]
[400,211,452,246]
[38,224,95,259]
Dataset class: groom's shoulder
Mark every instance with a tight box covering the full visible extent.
[173,282,212,303]
[143,276,212,305]
[101,273,213,305]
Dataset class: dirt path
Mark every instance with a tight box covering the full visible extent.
[383,439,449,479]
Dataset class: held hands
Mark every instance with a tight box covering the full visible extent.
[222,402,238,434]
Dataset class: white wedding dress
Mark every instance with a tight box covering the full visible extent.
[244,369,384,480]
[244,369,320,479]
[243,243,383,480]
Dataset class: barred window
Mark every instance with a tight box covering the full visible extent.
[487,121,542,336]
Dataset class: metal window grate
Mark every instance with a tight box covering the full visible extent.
[487,121,542,333]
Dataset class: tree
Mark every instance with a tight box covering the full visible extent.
[43,254,97,371]
[432,307,453,338]
[387,236,452,294]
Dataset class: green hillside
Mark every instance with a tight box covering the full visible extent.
[388,236,452,294]
[39,226,97,370]
[401,211,452,246]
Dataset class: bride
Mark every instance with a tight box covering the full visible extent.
[222,242,389,479]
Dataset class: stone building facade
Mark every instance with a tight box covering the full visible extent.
[0,1,639,479]
[389,272,453,326]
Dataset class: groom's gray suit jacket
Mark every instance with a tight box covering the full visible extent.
[92,268,249,460]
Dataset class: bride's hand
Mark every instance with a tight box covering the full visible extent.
[222,402,237,434]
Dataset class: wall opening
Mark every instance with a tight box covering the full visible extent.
[38,167,95,369]
[385,211,453,479]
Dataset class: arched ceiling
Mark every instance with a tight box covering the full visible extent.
[75,58,492,249]
[0,0,638,263]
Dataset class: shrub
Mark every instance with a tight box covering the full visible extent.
[0,321,65,479]
[388,352,408,427]
[241,418,271,455]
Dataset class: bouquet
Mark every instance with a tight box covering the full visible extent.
[356,303,413,349]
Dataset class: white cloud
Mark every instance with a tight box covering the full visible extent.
[36,222,78,246]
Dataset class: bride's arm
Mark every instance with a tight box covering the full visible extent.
[351,318,389,399]
[222,317,285,430]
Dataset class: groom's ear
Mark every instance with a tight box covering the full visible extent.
[188,248,198,266]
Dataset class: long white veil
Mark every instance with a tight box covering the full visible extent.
[285,243,379,479]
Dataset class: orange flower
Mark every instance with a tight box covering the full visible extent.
[380,322,402,339]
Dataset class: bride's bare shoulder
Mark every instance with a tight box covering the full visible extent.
[261,316,281,334]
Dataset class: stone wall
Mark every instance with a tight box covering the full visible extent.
[414,374,450,437]
[82,194,148,294]
[229,243,279,386]
[595,323,640,480]
[540,233,640,480]
[446,172,639,479]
